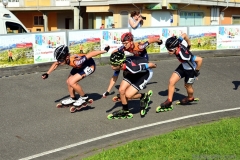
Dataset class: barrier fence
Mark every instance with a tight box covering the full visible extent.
[0,25,239,68]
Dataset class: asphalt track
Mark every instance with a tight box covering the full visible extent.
[0,55,240,160]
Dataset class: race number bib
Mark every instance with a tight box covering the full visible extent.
[187,78,195,84]
[84,66,93,76]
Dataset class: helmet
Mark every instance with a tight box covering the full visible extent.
[165,36,180,50]
[110,52,126,66]
[121,32,133,42]
[54,45,69,61]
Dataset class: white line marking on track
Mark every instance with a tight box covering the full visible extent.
[19,107,240,160]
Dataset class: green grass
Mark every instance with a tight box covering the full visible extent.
[83,117,240,160]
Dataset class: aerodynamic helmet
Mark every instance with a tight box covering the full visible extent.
[121,32,133,42]
[54,45,69,61]
[110,52,126,66]
[165,36,180,50]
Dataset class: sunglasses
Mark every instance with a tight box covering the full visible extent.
[167,48,176,52]
[122,41,129,45]
[112,64,120,67]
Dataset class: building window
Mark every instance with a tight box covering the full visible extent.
[179,11,204,26]
[120,11,128,28]
[34,16,44,26]
[232,16,240,24]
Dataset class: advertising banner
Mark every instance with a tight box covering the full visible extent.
[101,29,129,57]
[217,25,240,49]
[160,27,188,52]
[189,26,217,51]
[34,32,66,63]
[68,30,102,57]
[131,28,161,54]
[0,34,34,68]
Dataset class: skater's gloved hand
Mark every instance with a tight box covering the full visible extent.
[42,73,49,79]
[194,70,200,77]
[104,45,110,52]
[187,45,191,50]
[102,91,109,98]
[148,62,157,68]
[157,40,163,45]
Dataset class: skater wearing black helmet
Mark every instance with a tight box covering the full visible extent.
[42,45,110,113]
[102,32,162,98]
[156,33,203,113]
[107,52,157,119]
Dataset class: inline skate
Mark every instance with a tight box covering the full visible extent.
[107,109,133,119]
[56,97,76,108]
[140,90,153,116]
[176,97,199,105]
[70,97,93,113]
[156,99,173,112]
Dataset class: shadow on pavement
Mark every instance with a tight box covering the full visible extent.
[232,81,240,90]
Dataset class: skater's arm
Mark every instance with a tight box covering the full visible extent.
[85,46,110,59]
[194,56,203,71]
[148,37,163,45]
[179,33,191,47]
[42,62,59,79]
[107,75,119,92]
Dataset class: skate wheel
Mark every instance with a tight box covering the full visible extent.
[70,106,76,113]
[112,96,120,102]
[148,90,153,97]
[176,102,181,105]
[82,103,88,108]
[56,103,62,108]
[88,99,93,104]
[107,114,114,120]
[76,106,82,111]
[127,113,133,119]
[140,109,146,116]
[194,98,200,102]
[114,116,120,119]
[156,106,161,113]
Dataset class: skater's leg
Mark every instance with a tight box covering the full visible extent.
[178,83,195,104]
[67,74,85,96]
[66,75,76,98]
[118,80,131,105]
[168,72,181,102]
[125,86,139,99]
[185,83,194,99]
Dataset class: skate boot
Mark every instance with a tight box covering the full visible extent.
[56,97,76,108]
[70,96,94,113]
[112,94,121,102]
[156,99,173,112]
[140,90,153,116]
[107,109,133,120]
[176,97,199,105]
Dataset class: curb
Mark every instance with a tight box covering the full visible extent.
[0,49,239,78]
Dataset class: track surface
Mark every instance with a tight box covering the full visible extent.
[0,56,240,160]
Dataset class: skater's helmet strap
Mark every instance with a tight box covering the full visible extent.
[110,52,126,66]
[54,45,69,61]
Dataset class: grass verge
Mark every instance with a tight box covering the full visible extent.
[83,117,240,160]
